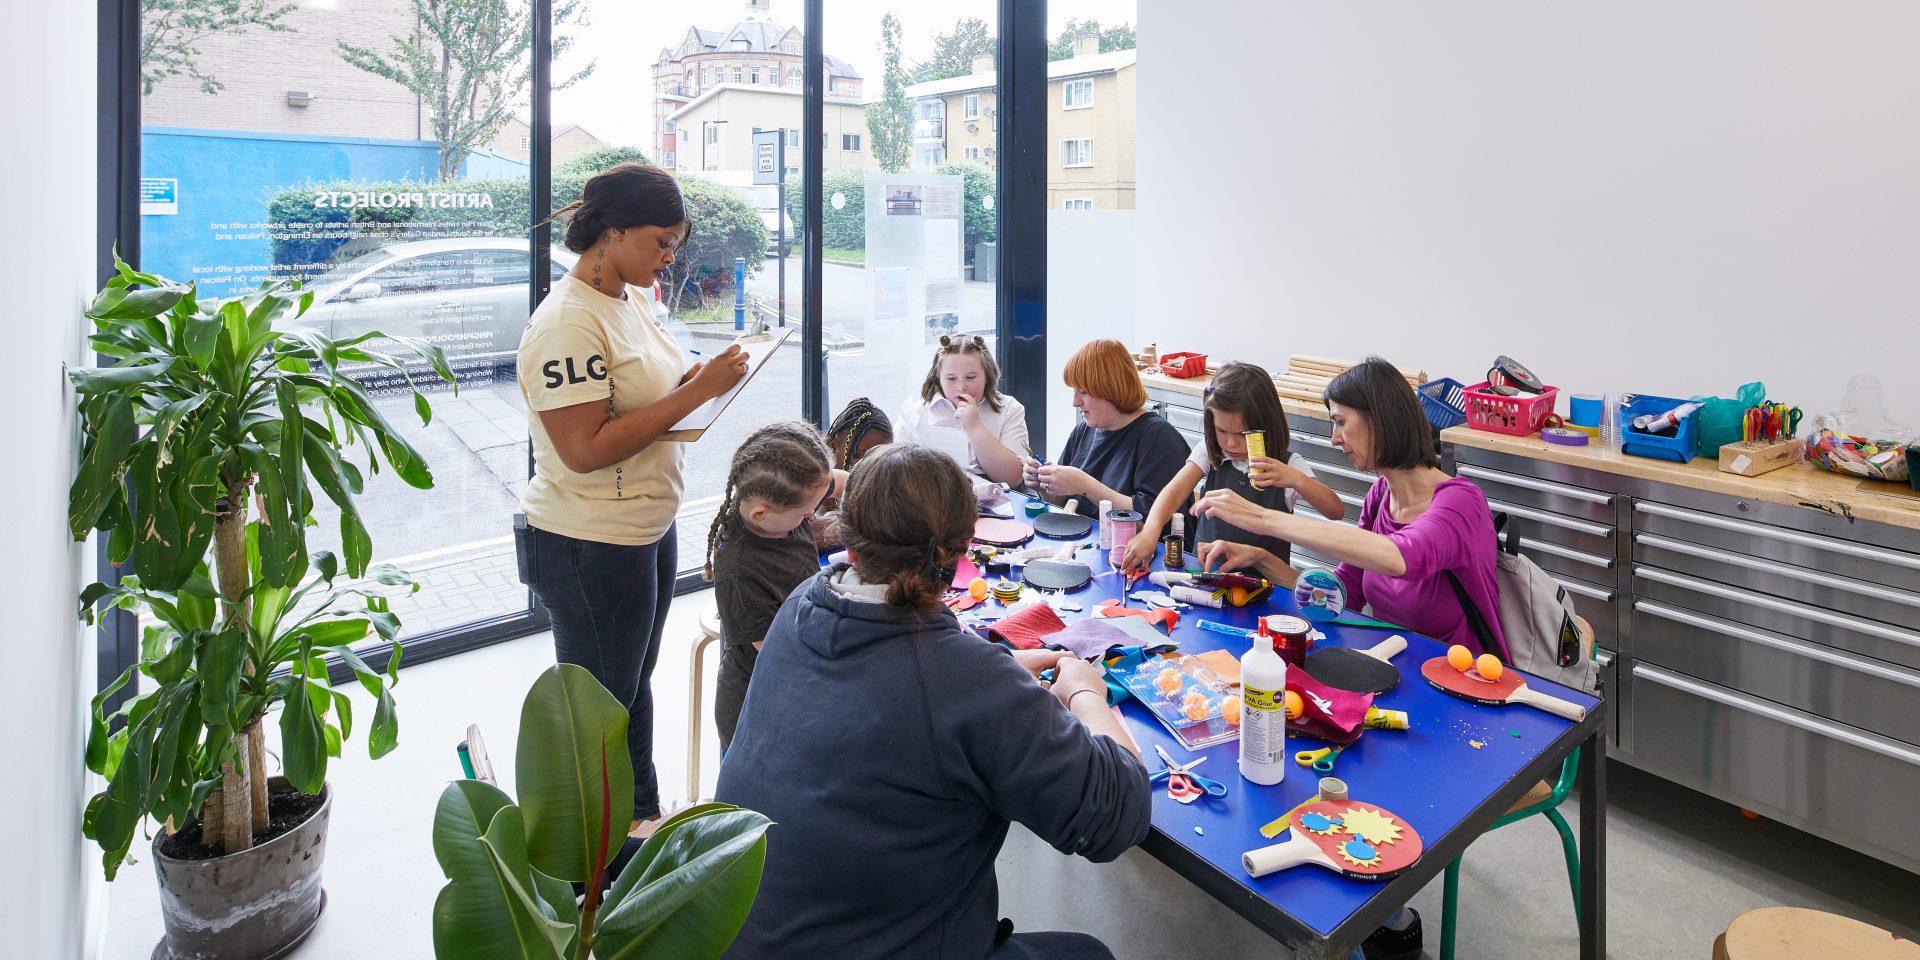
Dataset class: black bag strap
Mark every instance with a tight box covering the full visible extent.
[1445,569,1500,655]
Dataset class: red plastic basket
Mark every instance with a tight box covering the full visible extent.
[1159,352,1207,379]
[1462,381,1560,436]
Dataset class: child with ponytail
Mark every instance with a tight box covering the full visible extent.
[706,421,842,749]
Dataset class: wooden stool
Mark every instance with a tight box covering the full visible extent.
[1714,907,1919,960]
[686,608,722,805]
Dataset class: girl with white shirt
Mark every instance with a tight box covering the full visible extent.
[1123,361,1343,574]
[893,335,1030,485]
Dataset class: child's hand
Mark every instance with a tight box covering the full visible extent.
[1121,529,1159,573]
[1250,456,1307,490]
[952,394,983,431]
[1197,539,1270,576]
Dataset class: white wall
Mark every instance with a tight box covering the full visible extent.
[1048,209,1138,448]
[1,1,102,957]
[1138,1,1920,422]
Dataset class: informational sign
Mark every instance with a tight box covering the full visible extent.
[140,178,178,216]
[752,130,783,185]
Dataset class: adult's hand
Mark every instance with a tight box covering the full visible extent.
[1193,488,1273,534]
[1034,462,1093,498]
[1011,647,1073,680]
[1048,657,1108,709]
[1196,538,1274,576]
[688,343,749,400]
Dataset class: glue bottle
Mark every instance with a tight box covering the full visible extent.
[1239,634,1288,785]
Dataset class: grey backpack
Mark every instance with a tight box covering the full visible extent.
[1446,514,1600,695]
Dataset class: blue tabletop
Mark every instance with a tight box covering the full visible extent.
[961,499,1602,948]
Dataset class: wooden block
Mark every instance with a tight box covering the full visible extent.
[1276,388,1326,405]
[1718,438,1803,477]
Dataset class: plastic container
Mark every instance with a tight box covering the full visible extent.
[1620,394,1699,463]
[1462,381,1561,436]
[1415,378,1469,431]
[1159,352,1207,378]
[1238,636,1288,785]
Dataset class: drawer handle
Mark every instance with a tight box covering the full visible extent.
[1458,464,1615,505]
[1633,501,1920,572]
[1595,650,1614,668]
[1635,600,1920,691]
[1634,566,1920,650]
[1500,532,1615,570]
[1487,499,1615,538]
[1308,461,1375,483]
[1631,663,1920,767]
[1636,534,1920,609]
[1554,577,1613,602]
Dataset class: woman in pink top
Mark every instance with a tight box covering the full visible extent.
[1192,357,1508,659]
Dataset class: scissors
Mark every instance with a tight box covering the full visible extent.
[1151,744,1228,803]
[1295,744,1347,774]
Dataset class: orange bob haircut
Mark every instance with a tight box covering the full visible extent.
[1062,339,1149,414]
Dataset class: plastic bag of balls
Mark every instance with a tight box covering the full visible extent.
[1804,428,1911,483]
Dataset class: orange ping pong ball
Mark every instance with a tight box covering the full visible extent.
[1184,699,1210,722]
[1155,668,1182,696]
[1283,689,1303,720]
[1476,654,1504,681]
[1447,645,1474,672]
[1221,697,1242,725]
[969,577,989,600]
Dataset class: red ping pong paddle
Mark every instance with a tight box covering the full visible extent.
[1242,799,1423,881]
[973,517,1034,548]
[1420,657,1588,720]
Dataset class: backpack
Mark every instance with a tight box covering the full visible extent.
[1446,513,1600,695]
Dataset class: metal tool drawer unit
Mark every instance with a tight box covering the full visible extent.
[1143,382,1207,448]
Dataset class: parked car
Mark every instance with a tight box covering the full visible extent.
[292,238,671,375]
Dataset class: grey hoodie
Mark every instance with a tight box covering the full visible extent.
[717,566,1152,960]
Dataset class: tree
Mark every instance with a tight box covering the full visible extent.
[865,12,913,174]
[558,144,651,177]
[661,176,769,312]
[142,0,297,95]
[912,17,994,83]
[1047,19,1136,61]
[338,0,595,182]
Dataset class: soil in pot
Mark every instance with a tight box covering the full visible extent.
[158,782,327,861]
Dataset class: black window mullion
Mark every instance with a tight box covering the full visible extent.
[996,0,1048,454]
[801,0,826,429]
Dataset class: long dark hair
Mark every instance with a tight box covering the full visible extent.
[551,162,692,253]
[839,444,975,614]
[1324,357,1439,470]
[918,335,1006,412]
[1203,361,1290,468]
[704,421,833,578]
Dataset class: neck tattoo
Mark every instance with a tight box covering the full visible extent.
[592,246,607,294]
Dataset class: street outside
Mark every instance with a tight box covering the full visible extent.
[304,255,998,638]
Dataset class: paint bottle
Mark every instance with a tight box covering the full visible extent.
[1631,401,1701,435]
[1243,430,1269,488]
[1097,499,1114,549]
[1239,634,1288,785]
[1163,513,1186,568]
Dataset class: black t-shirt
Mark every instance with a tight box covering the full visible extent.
[712,517,818,748]
[1056,410,1192,534]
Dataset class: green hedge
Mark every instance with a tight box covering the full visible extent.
[934,161,997,255]
[783,169,868,250]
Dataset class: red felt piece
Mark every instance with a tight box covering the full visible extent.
[1285,665,1375,746]
[1092,599,1179,632]
[985,603,1067,650]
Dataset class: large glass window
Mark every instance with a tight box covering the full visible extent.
[138,0,555,640]
[821,4,1002,466]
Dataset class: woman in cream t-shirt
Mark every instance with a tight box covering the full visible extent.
[516,163,747,838]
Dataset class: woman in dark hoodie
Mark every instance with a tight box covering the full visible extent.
[716,443,1152,960]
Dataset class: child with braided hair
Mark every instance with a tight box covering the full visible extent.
[707,421,845,748]
[824,396,894,472]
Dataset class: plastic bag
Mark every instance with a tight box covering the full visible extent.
[1804,375,1917,483]
[1693,381,1767,457]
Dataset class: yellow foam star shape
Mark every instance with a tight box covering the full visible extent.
[1339,807,1405,846]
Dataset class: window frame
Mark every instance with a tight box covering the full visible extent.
[1063,198,1093,211]
[1060,137,1094,167]
[963,93,980,119]
[1063,78,1094,109]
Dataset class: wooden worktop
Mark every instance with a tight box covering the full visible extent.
[1139,368,1920,533]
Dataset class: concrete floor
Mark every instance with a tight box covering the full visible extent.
[104,589,1920,959]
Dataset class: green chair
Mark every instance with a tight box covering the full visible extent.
[1438,616,1595,960]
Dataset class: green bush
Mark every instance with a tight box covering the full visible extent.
[558,144,650,177]
[935,160,997,257]
[784,169,868,250]
[669,175,769,291]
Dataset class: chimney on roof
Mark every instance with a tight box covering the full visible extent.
[745,0,769,18]
[971,53,993,75]
[1072,31,1100,58]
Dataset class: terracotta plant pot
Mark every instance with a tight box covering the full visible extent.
[150,777,331,960]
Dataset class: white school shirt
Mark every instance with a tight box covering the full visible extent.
[894,392,1031,476]
[1189,445,1316,513]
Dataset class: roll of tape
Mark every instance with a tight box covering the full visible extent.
[1543,427,1590,446]
[1317,777,1349,801]
[1568,394,1603,427]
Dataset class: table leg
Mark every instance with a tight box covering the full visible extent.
[1577,727,1606,960]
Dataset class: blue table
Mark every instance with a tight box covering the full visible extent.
[973,507,1607,960]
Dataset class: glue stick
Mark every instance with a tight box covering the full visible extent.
[1239,635,1287,785]
[1097,499,1114,549]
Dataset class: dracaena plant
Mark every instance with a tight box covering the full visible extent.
[69,255,455,878]
[432,665,771,960]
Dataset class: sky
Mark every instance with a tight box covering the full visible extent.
[550,0,1137,146]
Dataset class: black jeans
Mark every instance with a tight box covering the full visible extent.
[525,522,677,821]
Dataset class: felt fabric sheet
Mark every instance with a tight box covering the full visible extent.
[984,603,1067,650]
[1042,619,1138,658]
[1286,664,1375,746]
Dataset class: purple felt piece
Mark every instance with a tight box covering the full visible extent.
[1044,619,1140,658]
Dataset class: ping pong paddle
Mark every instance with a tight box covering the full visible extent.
[1023,558,1092,591]
[1420,657,1588,720]
[1242,799,1423,882]
[1032,510,1093,540]
[1304,635,1406,695]
[973,517,1034,548]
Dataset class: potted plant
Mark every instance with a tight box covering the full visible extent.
[432,664,771,960]
[70,256,454,958]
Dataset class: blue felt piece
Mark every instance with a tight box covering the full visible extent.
[1299,812,1340,833]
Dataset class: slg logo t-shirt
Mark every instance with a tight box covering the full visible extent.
[517,274,684,545]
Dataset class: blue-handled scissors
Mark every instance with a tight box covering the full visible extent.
[1150,744,1228,801]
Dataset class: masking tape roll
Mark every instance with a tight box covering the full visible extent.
[1543,427,1590,446]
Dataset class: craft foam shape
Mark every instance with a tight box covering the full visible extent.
[1242,799,1423,882]
[1419,657,1588,720]
[1092,599,1179,631]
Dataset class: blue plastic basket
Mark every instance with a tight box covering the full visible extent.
[1416,378,1469,431]
[1621,394,1699,463]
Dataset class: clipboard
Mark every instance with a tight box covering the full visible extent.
[662,327,793,442]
